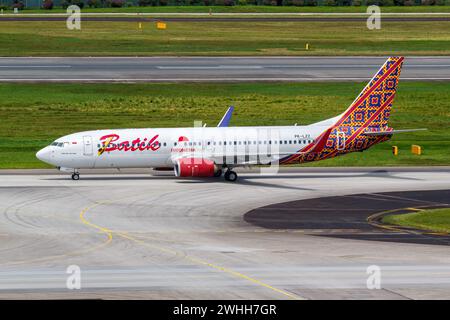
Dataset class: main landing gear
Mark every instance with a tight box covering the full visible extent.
[224,170,238,182]
[71,172,80,181]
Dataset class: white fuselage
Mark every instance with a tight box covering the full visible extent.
[36,125,326,170]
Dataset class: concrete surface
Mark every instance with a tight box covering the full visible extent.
[0,167,449,299]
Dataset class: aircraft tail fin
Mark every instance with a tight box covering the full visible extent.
[334,56,404,129]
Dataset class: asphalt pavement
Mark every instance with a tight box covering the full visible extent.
[1,56,450,82]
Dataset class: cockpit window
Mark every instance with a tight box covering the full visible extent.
[51,142,66,147]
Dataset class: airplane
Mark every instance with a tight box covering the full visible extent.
[36,56,425,182]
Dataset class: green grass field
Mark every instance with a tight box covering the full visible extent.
[0,20,449,56]
[14,5,450,14]
[0,81,448,168]
[383,208,450,233]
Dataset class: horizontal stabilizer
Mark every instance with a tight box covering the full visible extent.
[364,128,427,136]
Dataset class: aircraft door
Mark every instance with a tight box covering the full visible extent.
[83,136,93,156]
[337,131,346,150]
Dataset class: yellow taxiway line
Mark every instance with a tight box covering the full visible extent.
[79,198,304,300]
[367,205,450,236]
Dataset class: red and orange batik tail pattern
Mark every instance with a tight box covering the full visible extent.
[281,56,404,165]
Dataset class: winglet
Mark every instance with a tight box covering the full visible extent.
[217,106,234,127]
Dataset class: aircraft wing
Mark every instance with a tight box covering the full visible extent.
[170,150,310,167]
[169,128,333,166]
[170,151,283,166]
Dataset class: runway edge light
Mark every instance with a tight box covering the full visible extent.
[411,145,422,155]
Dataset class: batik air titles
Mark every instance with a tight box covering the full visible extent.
[36,57,425,181]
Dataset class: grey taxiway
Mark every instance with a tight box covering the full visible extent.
[0,167,449,299]
[1,57,450,82]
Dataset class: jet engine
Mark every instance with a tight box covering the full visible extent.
[174,158,220,177]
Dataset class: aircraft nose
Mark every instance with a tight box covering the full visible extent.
[36,147,51,163]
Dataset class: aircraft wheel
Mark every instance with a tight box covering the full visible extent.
[71,173,80,181]
[224,170,237,182]
[214,169,223,177]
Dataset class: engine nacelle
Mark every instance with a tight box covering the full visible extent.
[174,158,218,177]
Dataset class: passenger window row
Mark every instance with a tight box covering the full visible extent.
[174,140,313,146]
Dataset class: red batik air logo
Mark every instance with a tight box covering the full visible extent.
[98,134,160,156]
[171,136,194,153]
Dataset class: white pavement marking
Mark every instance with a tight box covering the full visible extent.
[156,65,264,69]
[0,65,72,68]
[264,64,450,68]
